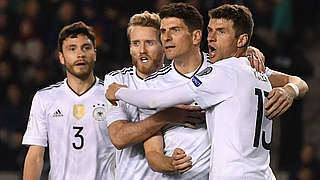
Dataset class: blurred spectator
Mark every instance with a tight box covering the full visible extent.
[0,83,28,171]
[289,144,320,180]
[11,18,44,65]
[24,64,51,101]
[45,0,78,53]
[0,60,18,102]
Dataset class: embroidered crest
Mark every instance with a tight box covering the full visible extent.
[93,106,106,121]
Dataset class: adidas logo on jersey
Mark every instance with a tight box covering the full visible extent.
[53,109,63,117]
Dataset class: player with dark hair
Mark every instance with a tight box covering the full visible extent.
[22,21,115,180]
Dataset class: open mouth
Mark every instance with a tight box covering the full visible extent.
[165,46,175,50]
[140,57,149,63]
[208,45,216,57]
[75,61,87,66]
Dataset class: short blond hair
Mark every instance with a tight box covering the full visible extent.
[127,11,161,41]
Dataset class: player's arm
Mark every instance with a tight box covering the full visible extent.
[144,131,192,173]
[265,70,309,119]
[106,82,192,109]
[108,108,167,150]
[268,70,308,98]
[23,145,45,180]
[144,131,175,172]
[109,107,203,150]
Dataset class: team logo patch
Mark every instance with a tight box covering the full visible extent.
[196,67,213,76]
[73,104,85,120]
[192,76,202,87]
[93,106,106,121]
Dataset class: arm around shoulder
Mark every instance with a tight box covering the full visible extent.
[23,145,45,180]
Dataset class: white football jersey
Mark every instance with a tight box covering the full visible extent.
[104,66,163,180]
[187,57,275,180]
[22,77,115,180]
[143,52,211,179]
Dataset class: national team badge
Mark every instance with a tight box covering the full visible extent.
[73,104,85,120]
[93,106,106,121]
[196,66,213,76]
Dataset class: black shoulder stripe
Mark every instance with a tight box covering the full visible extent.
[39,81,64,92]
[98,79,104,86]
[146,64,171,78]
[203,52,212,64]
[108,67,134,76]
[145,66,172,81]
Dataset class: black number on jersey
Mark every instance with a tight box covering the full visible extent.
[253,88,271,150]
[73,126,84,150]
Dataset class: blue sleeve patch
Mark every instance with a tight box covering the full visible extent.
[192,76,202,87]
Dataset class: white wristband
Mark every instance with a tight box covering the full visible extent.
[287,83,299,97]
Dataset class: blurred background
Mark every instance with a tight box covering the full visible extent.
[0,0,319,179]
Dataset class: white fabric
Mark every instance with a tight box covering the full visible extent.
[143,53,211,179]
[116,84,192,109]
[116,57,276,180]
[22,77,115,180]
[104,66,163,180]
[265,67,273,77]
[187,57,275,180]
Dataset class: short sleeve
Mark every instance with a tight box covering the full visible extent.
[106,101,129,127]
[22,92,48,147]
[104,74,118,93]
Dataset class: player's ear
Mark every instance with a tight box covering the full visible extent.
[192,30,202,45]
[237,33,248,48]
[58,51,65,65]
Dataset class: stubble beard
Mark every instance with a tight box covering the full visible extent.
[133,59,161,76]
[64,62,95,80]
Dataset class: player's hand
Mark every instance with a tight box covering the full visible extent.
[171,148,192,174]
[265,85,295,119]
[105,82,127,106]
[246,46,265,73]
[161,107,205,128]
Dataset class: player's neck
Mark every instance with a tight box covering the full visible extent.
[173,49,202,75]
[66,73,96,95]
[234,47,247,58]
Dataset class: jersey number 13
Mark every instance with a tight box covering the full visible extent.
[253,88,272,150]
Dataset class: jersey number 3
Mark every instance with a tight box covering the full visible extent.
[253,88,271,150]
[73,126,84,150]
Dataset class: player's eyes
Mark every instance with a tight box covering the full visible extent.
[160,29,166,34]
[217,30,224,34]
[68,47,76,51]
[83,45,92,51]
[146,41,154,46]
[172,28,179,32]
[131,41,140,47]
